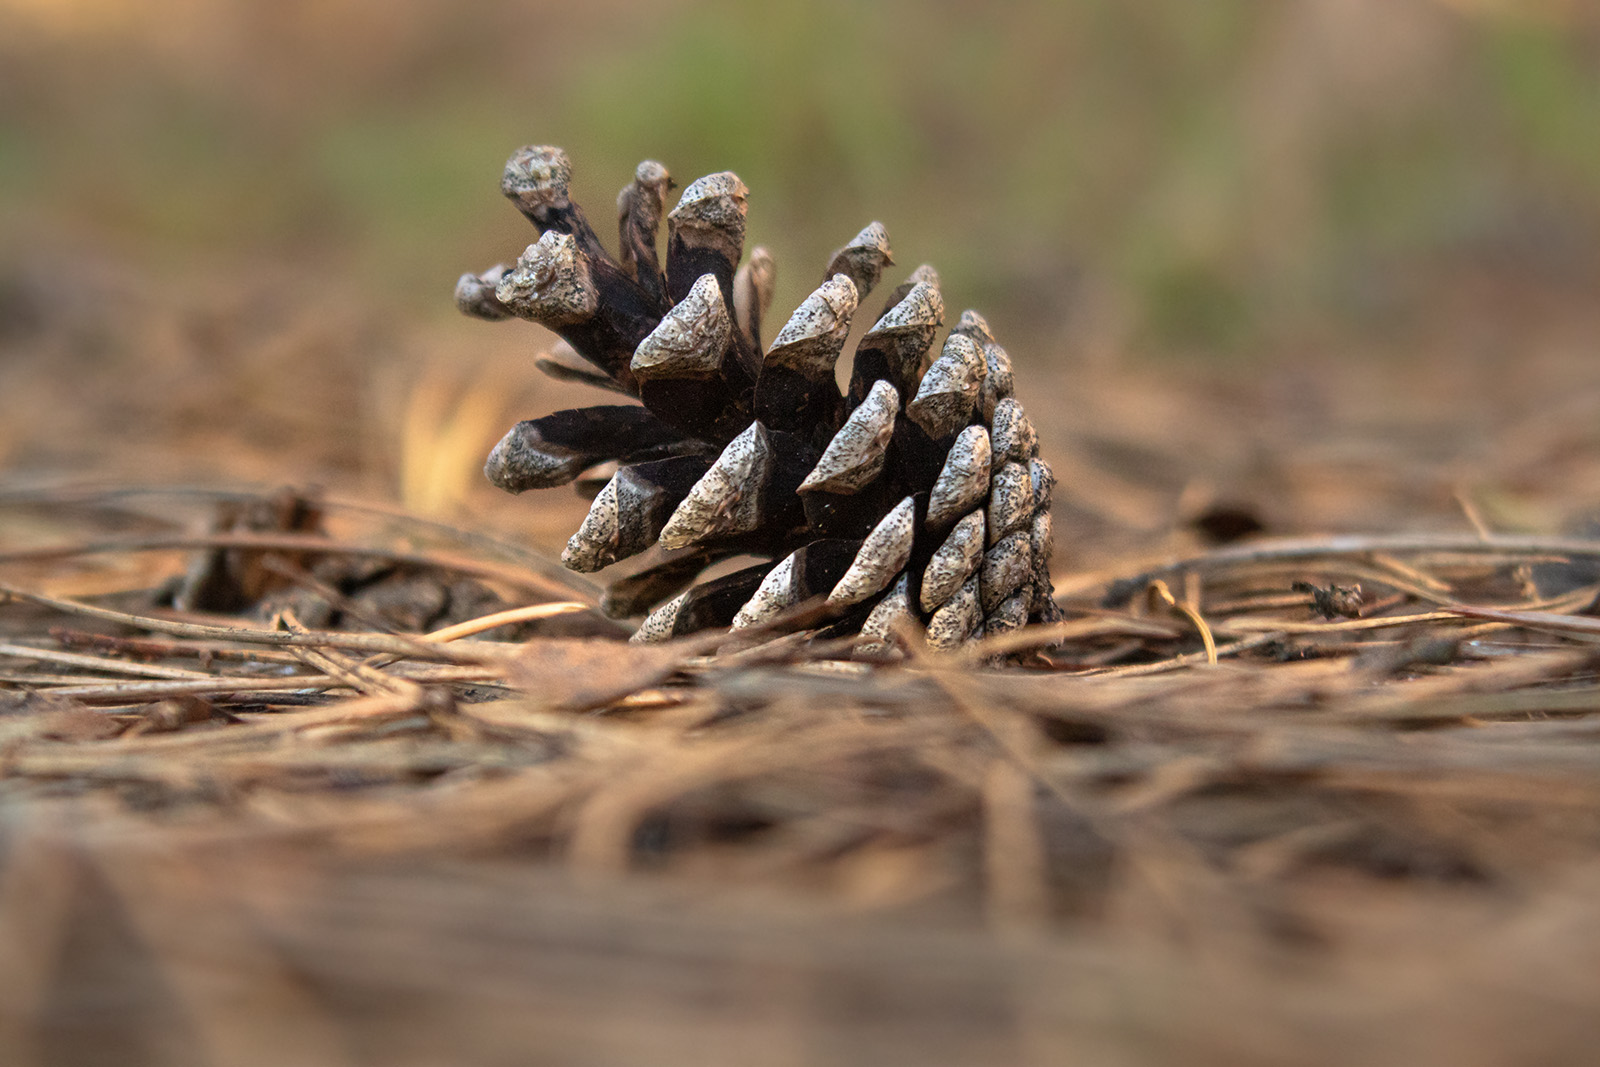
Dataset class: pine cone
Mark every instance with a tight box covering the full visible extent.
[458,146,1059,649]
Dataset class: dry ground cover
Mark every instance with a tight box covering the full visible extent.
[3,251,1600,1065]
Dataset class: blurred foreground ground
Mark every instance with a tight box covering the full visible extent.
[4,2,1600,1065]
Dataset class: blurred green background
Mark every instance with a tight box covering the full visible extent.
[1,0,1597,361]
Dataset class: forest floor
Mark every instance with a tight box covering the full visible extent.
[3,246,1600,1066]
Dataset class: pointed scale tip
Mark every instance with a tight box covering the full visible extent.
[990,398,1038,465]
[658,421,772,550]
[906,333,986,439]
[455,267,513,321]
[853,273,945,400]
[926,425,992,528]
[631,273,731,379]
[980,530,1033,613]
[765,273,858,378]
[484,424,586,493]
[495,231,598,326]
[733,246,777,347]
[564,459,698,573]
[484,406,679,494]
[562,479,624,572]
[952,309,994,346]
[986,591,1030,635]
[864,276,944,339]
[855,572,914,656]
[926,574,982,651]
[825,221,893,297]
[668,172,749,248]
[872,264,941,323]
[1030,457,1056,511]
[920,510,985,613]
[617,159,673,289]
[617,160,672,219]
[828,496,915,606]
[501,145,573,211]
[987,461,1034,546]
[631,592,688,643]
[634,159,671,189]
[981,342,1015,420]
[730,552,799,630]
[798,379,898,495]
[671,171,748,215]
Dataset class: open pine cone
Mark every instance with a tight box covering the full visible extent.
[458,146,1059,649]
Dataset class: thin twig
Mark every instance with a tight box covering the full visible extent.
[422,602,591,642]
[1101,533,1600,602]
[0,585,511,665]
[1149,579,1218,665]
[1075,632,1288,677]
[1442,605,1600,641]
[278,609,414,698]
[0,641,217,681]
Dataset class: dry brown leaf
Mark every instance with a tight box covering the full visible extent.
[33,702,123,742]
[507,637,704,711]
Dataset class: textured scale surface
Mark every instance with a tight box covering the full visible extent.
[459,146,1060,649]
